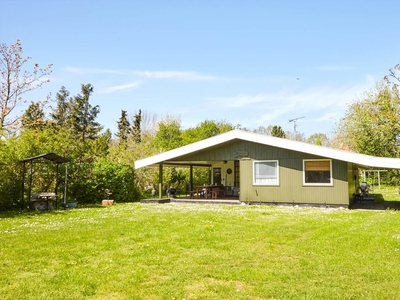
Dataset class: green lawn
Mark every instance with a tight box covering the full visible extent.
[1,202,400,299]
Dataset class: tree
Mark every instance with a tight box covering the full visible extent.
[334,82,400,157]
[182,119,234,145]
[285,131,307,142]
[271,125,286,138]
[116,110,131,148]
[68,84,102,143]
[0,39,52,132]
[131,109,142,143]
[384,63,400,96]
[253,125,273,135]
[153,115,182,151]
[50,86,73,127]
[307,133,330,147]
[21,101,47,130]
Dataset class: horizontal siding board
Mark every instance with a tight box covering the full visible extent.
[176,140,350,205]
[240,156,350,206]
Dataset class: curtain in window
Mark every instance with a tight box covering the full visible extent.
[254,161,278,184]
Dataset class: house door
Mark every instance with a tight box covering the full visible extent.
[213,168,222,185]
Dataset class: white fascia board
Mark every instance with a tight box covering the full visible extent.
[134,130,239,169]
[134,130,400,170]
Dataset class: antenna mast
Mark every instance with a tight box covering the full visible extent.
[289,116,305,133]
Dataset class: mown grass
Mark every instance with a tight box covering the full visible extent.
[1,203,400,299]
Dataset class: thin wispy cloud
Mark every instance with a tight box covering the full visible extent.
[64,67,220,81]
[206,93,267,108]
[64,66,129,75]
[99,81,143,94]
[202,76,376,131]
[313,65,353,71]
[132,71,220,80]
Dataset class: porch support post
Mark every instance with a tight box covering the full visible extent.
[64,163,68,205]
[28,161,33,210]
[55,163,60,210]
[158,163,163,199]
[189,165,193,191]
[21,162,26,210]
[378,171,381,189]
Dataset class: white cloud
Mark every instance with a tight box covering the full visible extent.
[206,93,267,108]
[64,66,129,75]
[132,70,220,80]
[202,76,377,134]
[313,65,353,71]
[99,81,143,94]
[64,67,220,80]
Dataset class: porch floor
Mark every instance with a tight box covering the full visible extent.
[141,196,241,205]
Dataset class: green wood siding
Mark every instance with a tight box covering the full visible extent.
[173,140,352,205]
[240,158,350,205]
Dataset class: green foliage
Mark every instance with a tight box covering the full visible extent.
[308,133,330,146]
[131,109,142,143]
[68,84,103,144]
[21,101,48,130]
[154,115,182,151]
[182,119,234,144]
[336,83,400,157]
[116,109,131,148]
[75,158,140,203]
[271,125,286,138]
[50,86,73,127]
[0,141,22,210]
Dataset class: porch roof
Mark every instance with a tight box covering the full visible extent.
[134,130,400,170]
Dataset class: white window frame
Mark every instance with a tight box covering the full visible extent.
[253,160,279,186]
[303,159,333,186]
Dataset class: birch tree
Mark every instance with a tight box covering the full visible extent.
[0,40,52,132]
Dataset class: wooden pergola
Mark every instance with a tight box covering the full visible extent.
[20,153,71,210]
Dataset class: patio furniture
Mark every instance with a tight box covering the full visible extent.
[30,192,57,211]
[358,182,373,202]
[167,187,177,198]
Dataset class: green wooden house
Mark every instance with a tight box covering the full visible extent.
[134,130,400,207]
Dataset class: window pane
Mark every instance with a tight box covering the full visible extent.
[254,161,278,185]
[305,161,330,171]
[304,160,331,184]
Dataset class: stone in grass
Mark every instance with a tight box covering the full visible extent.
[102,200,114,206]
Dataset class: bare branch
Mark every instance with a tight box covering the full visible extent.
[0,39,52,132]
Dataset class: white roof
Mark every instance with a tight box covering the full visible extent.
[134,129,400,169]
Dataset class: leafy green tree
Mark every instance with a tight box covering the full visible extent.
[0,39,52,133]
[307,133,330,146]
[116,110,131,148]
[154,115,182,151]
[271,125,286,138]
[335,83,400,158]
[182,119,234,144]
[21,101,47,130]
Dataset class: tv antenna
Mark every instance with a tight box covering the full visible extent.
[289,116,305,133]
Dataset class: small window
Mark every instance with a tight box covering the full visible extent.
[303,159,332,185]
[253,160,279,185]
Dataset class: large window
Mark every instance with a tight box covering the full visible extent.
[303,159,332,185]
[253,160,279,185]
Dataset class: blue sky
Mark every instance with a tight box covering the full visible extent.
[1,0,399,137]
